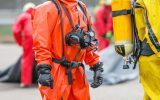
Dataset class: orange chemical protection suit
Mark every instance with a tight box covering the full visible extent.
[32,0,100,100]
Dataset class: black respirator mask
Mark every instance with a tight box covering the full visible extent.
[66,25,98,50]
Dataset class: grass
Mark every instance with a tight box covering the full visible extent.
[0,25,12,36]
[0,25,14,43]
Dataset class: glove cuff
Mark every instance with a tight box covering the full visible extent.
[36,64,52,74]
[90,62,103,72]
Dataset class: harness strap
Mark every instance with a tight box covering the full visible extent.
[52,57,85,84]
[133,1,160,68]
[131,1,142,69]
[145,13,160,51]
[112,9,131,17]
[135,2,160,52]
[60,2,76,31]
[51,0,65,56]
[141,39,155,56]
[52,58,84,69]
[78,2,91,30]
[51,0,60,14]
[51,0,86,84]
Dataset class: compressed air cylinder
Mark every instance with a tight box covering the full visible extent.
[112,0,133,58]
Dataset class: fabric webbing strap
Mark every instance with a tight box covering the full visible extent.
[112,9,131,17]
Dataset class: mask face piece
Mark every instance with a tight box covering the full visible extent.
[58,0,98,51]
[66,31,81,46]
[66,27,98,50]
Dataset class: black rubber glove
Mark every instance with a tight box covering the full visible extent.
[37,64,53,89]
[90,62,103,88]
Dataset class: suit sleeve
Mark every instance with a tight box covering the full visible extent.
[82,3,100,67]
[32,4,58,65]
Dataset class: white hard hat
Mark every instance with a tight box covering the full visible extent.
[105,0,111,5]
[99,0,111,5]
[23,2,35,12]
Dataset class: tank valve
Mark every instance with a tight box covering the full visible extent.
[123,57,133,69]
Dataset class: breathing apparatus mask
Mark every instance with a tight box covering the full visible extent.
[50,0,101,86]
[56,1,98,51]
[66,25,98,50]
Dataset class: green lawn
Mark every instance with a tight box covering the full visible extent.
[0,25,12,36]
[0,25,14,42]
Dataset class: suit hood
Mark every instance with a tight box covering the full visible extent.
[59,0,78,8]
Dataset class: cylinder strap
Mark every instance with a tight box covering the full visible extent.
[112,9,131,17]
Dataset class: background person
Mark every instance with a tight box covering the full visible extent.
[12,2,35,87]
[93,0,113,51]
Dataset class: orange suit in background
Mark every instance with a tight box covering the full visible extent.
[32,0,103,100]
[12,3,35,87]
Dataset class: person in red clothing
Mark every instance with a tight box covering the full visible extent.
[12,2,35,87]
[93,0,113,51]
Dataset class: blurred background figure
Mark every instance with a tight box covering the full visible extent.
[93,0,113,51]
[12,2,35,87]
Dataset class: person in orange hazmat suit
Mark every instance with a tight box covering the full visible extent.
[12,2,35,87]
[32,0,104,100]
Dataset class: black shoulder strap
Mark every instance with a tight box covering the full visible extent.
[60,2,75,31]
[78,1,91,30]
[51,0,61,14]
[134,2,160,52]
[51,0,65,57]
[112,10,131,17]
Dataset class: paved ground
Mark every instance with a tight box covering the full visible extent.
[0,43,144,100]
